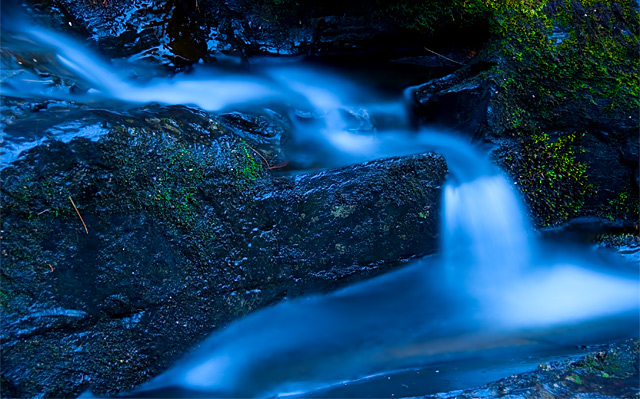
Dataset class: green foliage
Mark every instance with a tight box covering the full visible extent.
[508,132,595,225]
[580,346,638,379]
[381,0,490,34]
[567,374,582,384]
[603,190,640,221]
[381,0,638,136]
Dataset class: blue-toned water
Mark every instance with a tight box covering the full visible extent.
[2,20,638,399]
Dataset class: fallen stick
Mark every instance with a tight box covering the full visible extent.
[69,196,89,234]
[424,47,465,66]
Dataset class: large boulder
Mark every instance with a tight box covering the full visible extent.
[0,103,446,397]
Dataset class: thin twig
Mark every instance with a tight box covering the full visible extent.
[69,196,88,234]
[424,47,465,66]
[268,161,289,170]
[248,145,271,168]
[248,145,289,170]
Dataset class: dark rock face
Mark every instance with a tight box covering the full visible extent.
[217,109,291,167]
[20,0,406,66]
[23,0,210,67]
[0,105,446,397]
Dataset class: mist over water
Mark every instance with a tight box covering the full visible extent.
[2,22,638,398]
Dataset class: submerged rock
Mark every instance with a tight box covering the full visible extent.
[0,104,446,397]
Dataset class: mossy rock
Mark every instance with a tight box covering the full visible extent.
[0,102,447,398]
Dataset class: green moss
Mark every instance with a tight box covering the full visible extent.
[566,373,582,384]
[380,0,490,34]
[112,127,209,227]
[3,173,75,224]
[233,142,264,184]
[381,0,638,136]
[580,343,639,378]
[507,132,596,225]
[491,0,639,133]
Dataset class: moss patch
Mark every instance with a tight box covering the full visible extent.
[579,340,640,378]
[506,132,596,225]
[106,126,212,227]
[232,142,264,184]
[475,0,639,135]
[600,189,640,222]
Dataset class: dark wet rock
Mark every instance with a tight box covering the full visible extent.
[411,64,497,140]
[0,105,446,398]
[538,216,636,243]
[310,15,397,55]
[393,53,468,68]
[217,109,292,167]
[422,339,640,399]
[575,133,639,214]
[22,0,209,68]
[619,138,639,166]
[18,0,436,66]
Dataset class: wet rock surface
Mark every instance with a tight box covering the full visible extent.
[19,0,210,67]
[18,0,410,66]
[0,104,446,397]
[411,63,496,140]
[422,339,640,399]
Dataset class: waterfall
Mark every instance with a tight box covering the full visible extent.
[3,23,638,399]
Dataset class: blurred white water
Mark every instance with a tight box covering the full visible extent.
[21,28,286,110]
[2,23,638,399]
[443,176,532,292]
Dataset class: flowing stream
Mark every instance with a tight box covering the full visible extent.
[2,20,639,399]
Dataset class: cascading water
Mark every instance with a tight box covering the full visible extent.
[2,21,638,399]
[107,130,636,398]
